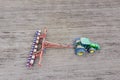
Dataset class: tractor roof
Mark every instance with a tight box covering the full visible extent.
[80,37,91,45]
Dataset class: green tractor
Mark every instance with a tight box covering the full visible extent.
[74,37,100,56]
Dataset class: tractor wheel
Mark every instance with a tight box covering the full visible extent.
[88,48,96,54]
[75,48,86,56]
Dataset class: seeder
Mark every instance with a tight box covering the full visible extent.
[26,28,100,68]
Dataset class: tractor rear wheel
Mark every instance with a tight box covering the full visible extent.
[75,48,86,56]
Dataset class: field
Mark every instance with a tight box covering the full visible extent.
[0,0,120,80]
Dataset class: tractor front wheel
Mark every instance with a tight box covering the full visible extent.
[88,48,96,54]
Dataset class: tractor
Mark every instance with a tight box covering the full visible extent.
[74,37,100,56]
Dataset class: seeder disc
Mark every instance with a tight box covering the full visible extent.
[36,37,40,40]
[36,40,39,44]
[31,55,35,59]
[29,60,34,65]
[34,45,38,48]
[33,49,37,52]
